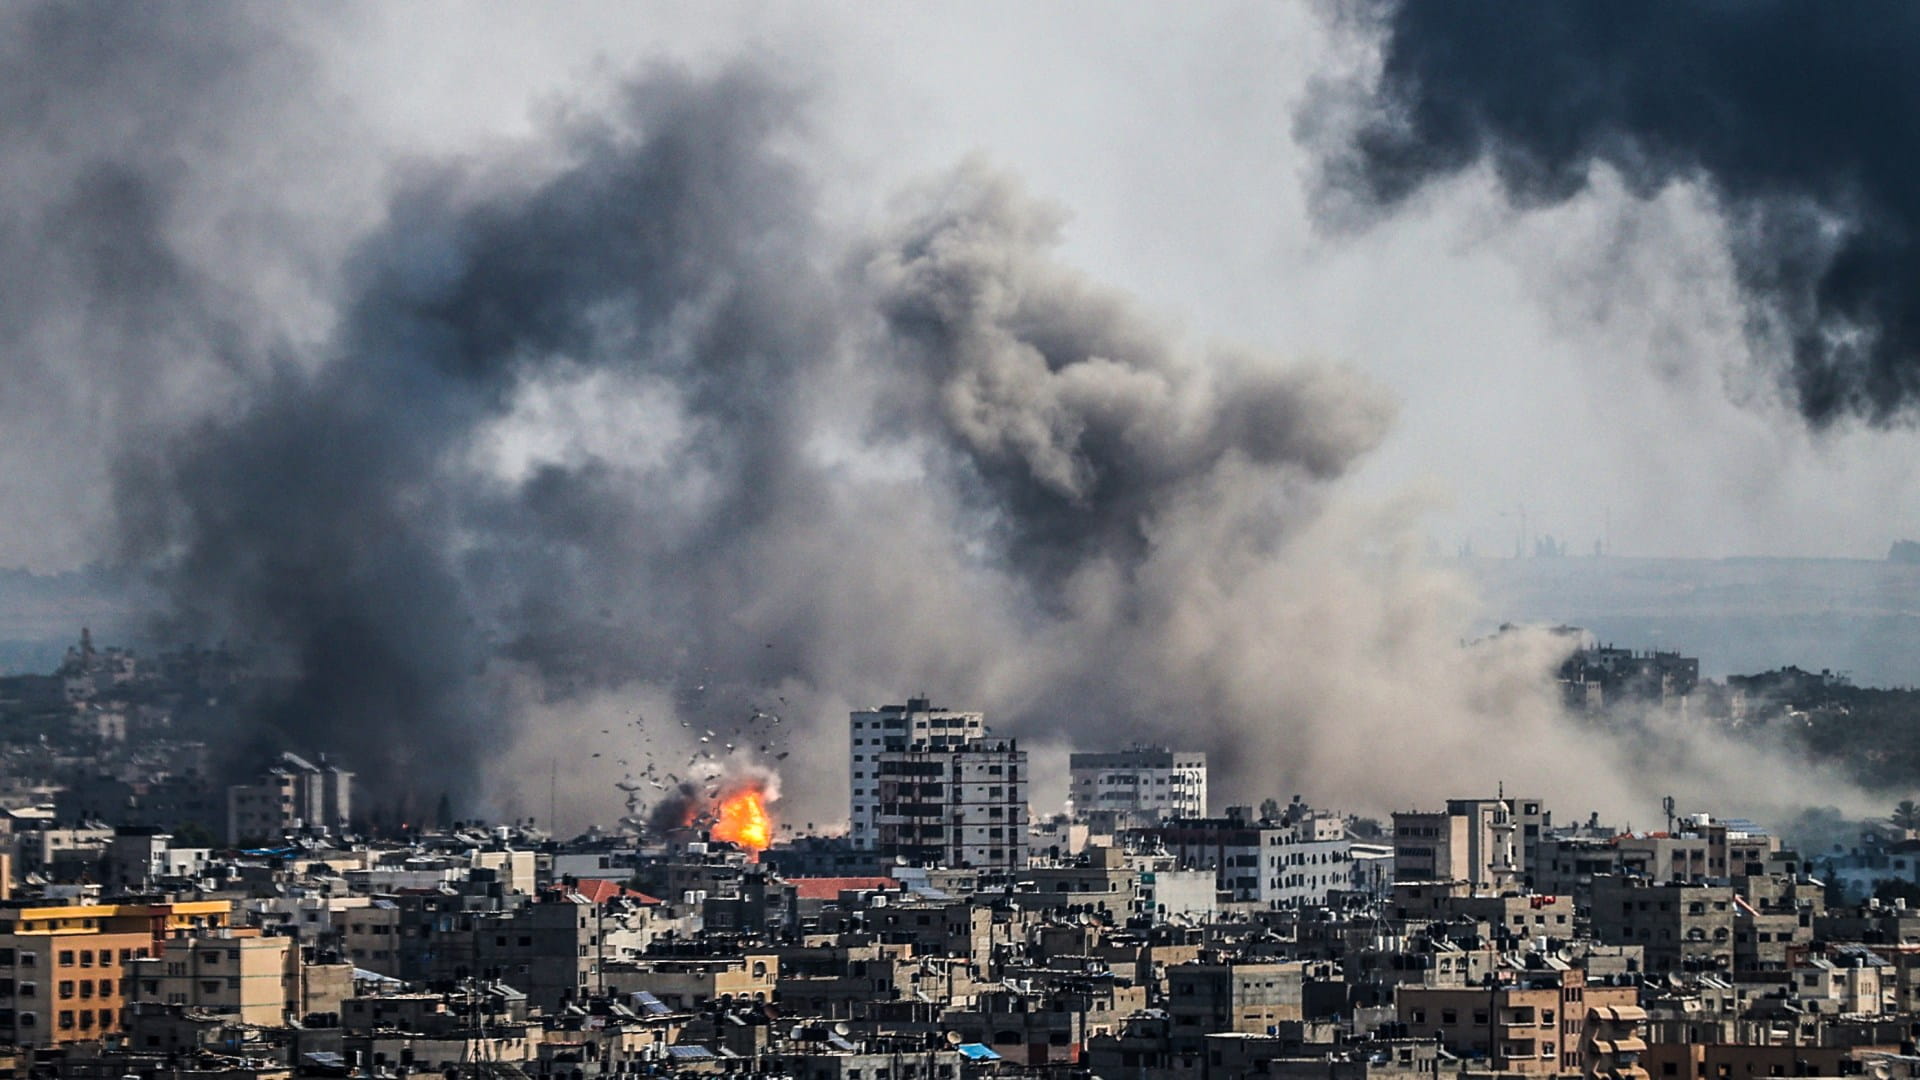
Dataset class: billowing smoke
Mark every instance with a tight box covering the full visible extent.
[1,3,1883,832]
[1333,1,1920,426]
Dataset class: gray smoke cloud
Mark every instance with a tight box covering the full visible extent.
[2,3,1881,832]
[0,5,336,571]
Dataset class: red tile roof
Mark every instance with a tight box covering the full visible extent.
[552,878,662,905]
[787,876,901,900]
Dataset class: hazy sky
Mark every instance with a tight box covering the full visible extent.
[321,2,1920,564]
[5,3,1918,570]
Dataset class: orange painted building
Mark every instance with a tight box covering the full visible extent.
[0,900,232,1047]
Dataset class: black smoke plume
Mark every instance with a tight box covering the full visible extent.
[114,66,837,811]
[1339,1,1920,426]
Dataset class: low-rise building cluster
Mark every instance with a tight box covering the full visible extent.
[5,668,1920,1080]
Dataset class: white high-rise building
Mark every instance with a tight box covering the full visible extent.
[849,697,984,848]
[848,697,1029,886]
[1068,746,1207,821]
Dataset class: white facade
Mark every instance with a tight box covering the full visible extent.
[1263,810,1354,909]
[1126,809,1357,909]
[871,742,1029,886]
[1068,746,1207,821]
[849,697,985,849]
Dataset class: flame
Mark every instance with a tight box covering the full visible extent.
[712,786,772,854]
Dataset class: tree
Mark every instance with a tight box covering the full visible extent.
[1875,878,1920,907]
[172,822,217,849]
[1893,799,1920,831]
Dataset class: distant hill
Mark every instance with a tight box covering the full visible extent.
[0,567,141,674]
[1467,555,1920,687]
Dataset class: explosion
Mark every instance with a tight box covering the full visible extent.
[711,785,773,854]
[647,763,780,855]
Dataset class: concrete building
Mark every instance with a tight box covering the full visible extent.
[1590,877,1735,974]
[102,828,212,891]
[1124,817,1278,906]
[1124,804,1356,909]
[1397,968,1637,1074]
[1068,746,1207,822]
[602,953,779,1009]
[0,900,232,1048]
[226,752,353,843]
[123,930,299,1026]
[1580,1002,1649,1080]
[1164,960,1307,1051]
[1393,796,1541,892]
[849,697,984,850]
[852,700,1028,887]
[1266,805,1354,909]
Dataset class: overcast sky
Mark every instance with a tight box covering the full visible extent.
[324,2,1920,564]
[4,3,1917,570]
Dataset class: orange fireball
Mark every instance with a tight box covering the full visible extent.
[712,787,772,854]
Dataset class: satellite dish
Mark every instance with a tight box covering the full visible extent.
[1870,1063,1894,1080]
[833,1022,851,1037]
[944,1032,962,1046]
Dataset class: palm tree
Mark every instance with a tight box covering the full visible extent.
[1892,799,1920,831]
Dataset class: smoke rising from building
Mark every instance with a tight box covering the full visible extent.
[1334,1,1920,426]
[0,3,1888,830]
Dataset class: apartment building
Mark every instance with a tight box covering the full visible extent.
[1163,960,1307,1051]
[1126,809,1355,909]
[1590,877,1735,974]
[226,752,354,843]
[123,930,299,1026]
[1398,968,1637,1074]
[1068,746,1207,822]
[849,697,985,850]
[0,899,232,1047]
[872,740,1028,887]
[1393,796,1543,892]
